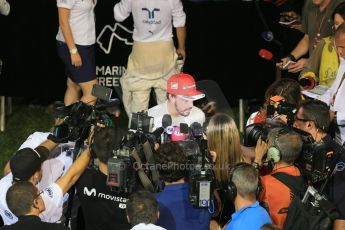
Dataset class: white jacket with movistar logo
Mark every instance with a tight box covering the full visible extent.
[114,0,186,42]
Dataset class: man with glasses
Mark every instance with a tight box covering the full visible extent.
[293,99,345,230]
[0,181,68,229]
[148,73,206,131]
[254,127,303,229]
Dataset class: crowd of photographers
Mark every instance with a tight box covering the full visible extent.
[0,70,344,230]
[1,0,345,229]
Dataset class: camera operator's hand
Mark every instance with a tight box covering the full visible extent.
[47,133,69,143]
[254,138,268,166]
[154,143,160,151]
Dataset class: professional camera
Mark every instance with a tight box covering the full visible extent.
[53,85,120,143]
[295,137,334,184]
[107,147,137,194]
[177,122,215,208]
[244,101,297,147]
[128,112,154,133]
[246,117,334,185]
[187,140,214,208]
[267,101,296,126]
[106,112,164,194]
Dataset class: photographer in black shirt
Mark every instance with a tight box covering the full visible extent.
[76,126,131,230]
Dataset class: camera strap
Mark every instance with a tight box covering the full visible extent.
[130,148,155,192]
[142,141,161,187]
[272,172,306,196]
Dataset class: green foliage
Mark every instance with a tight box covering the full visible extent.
[0,105,53,172]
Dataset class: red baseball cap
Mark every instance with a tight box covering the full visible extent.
[167,73,205,101]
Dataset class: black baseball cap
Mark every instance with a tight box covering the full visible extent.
[10,147,49,182]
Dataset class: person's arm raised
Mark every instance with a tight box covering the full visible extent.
[56,147,91,194]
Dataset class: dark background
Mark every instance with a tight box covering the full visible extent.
[0,0,304,104]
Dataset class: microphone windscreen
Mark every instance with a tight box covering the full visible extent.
[179,123,189,134]
[171,126,187,142]
[261,31,274,42]
[299,77,315,90]
[190,122,203,137]
[162,114,172,128]
[166,126,174,135]
[152,127,164,138]
[259,49,273,61]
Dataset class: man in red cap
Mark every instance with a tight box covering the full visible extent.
[148,73,205,131]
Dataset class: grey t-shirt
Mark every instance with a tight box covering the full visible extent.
[301,0,345,54]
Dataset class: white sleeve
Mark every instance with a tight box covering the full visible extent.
[114,0,132,22]
[246,112,259,126]
[57,0,75,9]
[337,111,345,126]
[40,183,64,223]
[318,90,332,105]
[18,132,50,150]
[171,0,186,27]
[0,0,10,16]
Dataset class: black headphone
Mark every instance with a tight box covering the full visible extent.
[224,162,261,202]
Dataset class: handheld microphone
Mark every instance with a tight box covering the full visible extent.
[161,114,172,144]
[261,31,274,42]
[258,49,282,63]
[299,77,315,90]
[171,126,187,142]
[179,123,189,134]
[152,127,165,139]
[190,122,203,138]
[145,127,165,144]
[261,31,282,47]
[162,114,172,128]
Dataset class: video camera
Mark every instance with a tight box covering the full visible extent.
[52,84,120,143]
[106,111,164,194]
[295,137,334,184]
[107,147,137,194]
[177,122,215,208]
[244,98,334,185]
[244,99,297,147]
